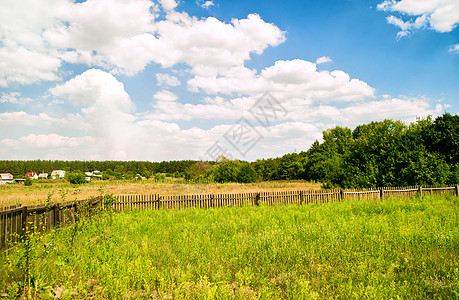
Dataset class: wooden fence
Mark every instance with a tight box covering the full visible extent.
[1,198,101,251]
[1,185,458,250]
[113,185,459,210]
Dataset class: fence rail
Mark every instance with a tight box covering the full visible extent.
[1,198,101,251]
[1,185,458,250]
[112,185,458,211]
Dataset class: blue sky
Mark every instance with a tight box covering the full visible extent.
[0,0,458,161]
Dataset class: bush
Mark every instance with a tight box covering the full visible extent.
[154,173,166,181]
[24,177,32,186]
[66,173,86,185]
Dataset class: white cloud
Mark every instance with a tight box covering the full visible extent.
[0,93,446,161]
[386,14,428,38]
[449,44,459,53]
[0,0,285,85]
[156,73,181,86]
[44,0,158,75]
[0,92,33,104]
[2,134,95,149]
[153,13,285,75]
[200,1,215,9]
[50,69,136,159]
[50,69,134,110]
[0,134,100,160]
[153,90,179,102]
[0,45,61,87]
[336,96,446,126]
[45,1,284,77]
[188,59,375,101]
[0,111,88,150]
[316,56,332,64]
[159,0,179,11]
[378,0,459,36]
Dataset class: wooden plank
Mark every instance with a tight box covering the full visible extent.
[1,211,5,248]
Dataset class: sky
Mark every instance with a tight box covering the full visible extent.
[0,0,458,162]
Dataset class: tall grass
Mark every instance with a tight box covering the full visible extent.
[1,195,458,299]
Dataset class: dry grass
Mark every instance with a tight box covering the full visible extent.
[0,179,321,208]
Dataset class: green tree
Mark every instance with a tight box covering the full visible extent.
[212,160,239,183]
[236,162,258,183]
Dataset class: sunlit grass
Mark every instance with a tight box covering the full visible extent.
[1,195,457,298]
[0,180,321,207]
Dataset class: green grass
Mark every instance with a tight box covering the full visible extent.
[1,195,458,299]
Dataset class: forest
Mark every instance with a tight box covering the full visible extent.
[1,113,458,188]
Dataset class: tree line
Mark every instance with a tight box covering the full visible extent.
[0,160,199,180]
[1,113,457,188]
[250,113,458,187]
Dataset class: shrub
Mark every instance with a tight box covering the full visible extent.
[24,177,32,186]
[66,173,86,185]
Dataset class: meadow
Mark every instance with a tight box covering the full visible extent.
[0,180,321,208]
[1,194,457,299]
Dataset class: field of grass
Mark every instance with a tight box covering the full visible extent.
[1,194,458,299]
[0,180,321,208]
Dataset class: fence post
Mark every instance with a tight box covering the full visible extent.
[418,186,423,198]
[340,190,344,201]
[379,188,384,200]
[53,204,59,227]
[21,206,28,239]
[299,191,303,205]
[456,185,459,197]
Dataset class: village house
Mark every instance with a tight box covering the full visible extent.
[38,173,48,179]
[25,172,38,180]
[85,170,103,181]
[51,170,66,179]
[0,173,15,184]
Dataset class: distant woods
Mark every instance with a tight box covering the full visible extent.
[1,113,458,188]
[0,160,198,181]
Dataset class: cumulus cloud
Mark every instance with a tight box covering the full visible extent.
[0,0,284,85]
[152,13,285,75]
[449,44,459,53]
[188,59,375,101]
[156,73,181,86]
[378,0,459,36]
[0,46,61,87]
[159,0,179,11]
[153,90,179,102]
[200,1,215,9]
[50,69,136,159]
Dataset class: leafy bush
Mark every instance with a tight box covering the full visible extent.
[66,172,86,185]
[24,177,32,186]
[154,173,166,181]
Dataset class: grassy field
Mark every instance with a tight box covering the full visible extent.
[1,194,457,299]
[0,180,321,208]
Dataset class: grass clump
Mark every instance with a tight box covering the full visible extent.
[1,195,458,299]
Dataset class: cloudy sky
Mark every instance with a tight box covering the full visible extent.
[1,0,458,161]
